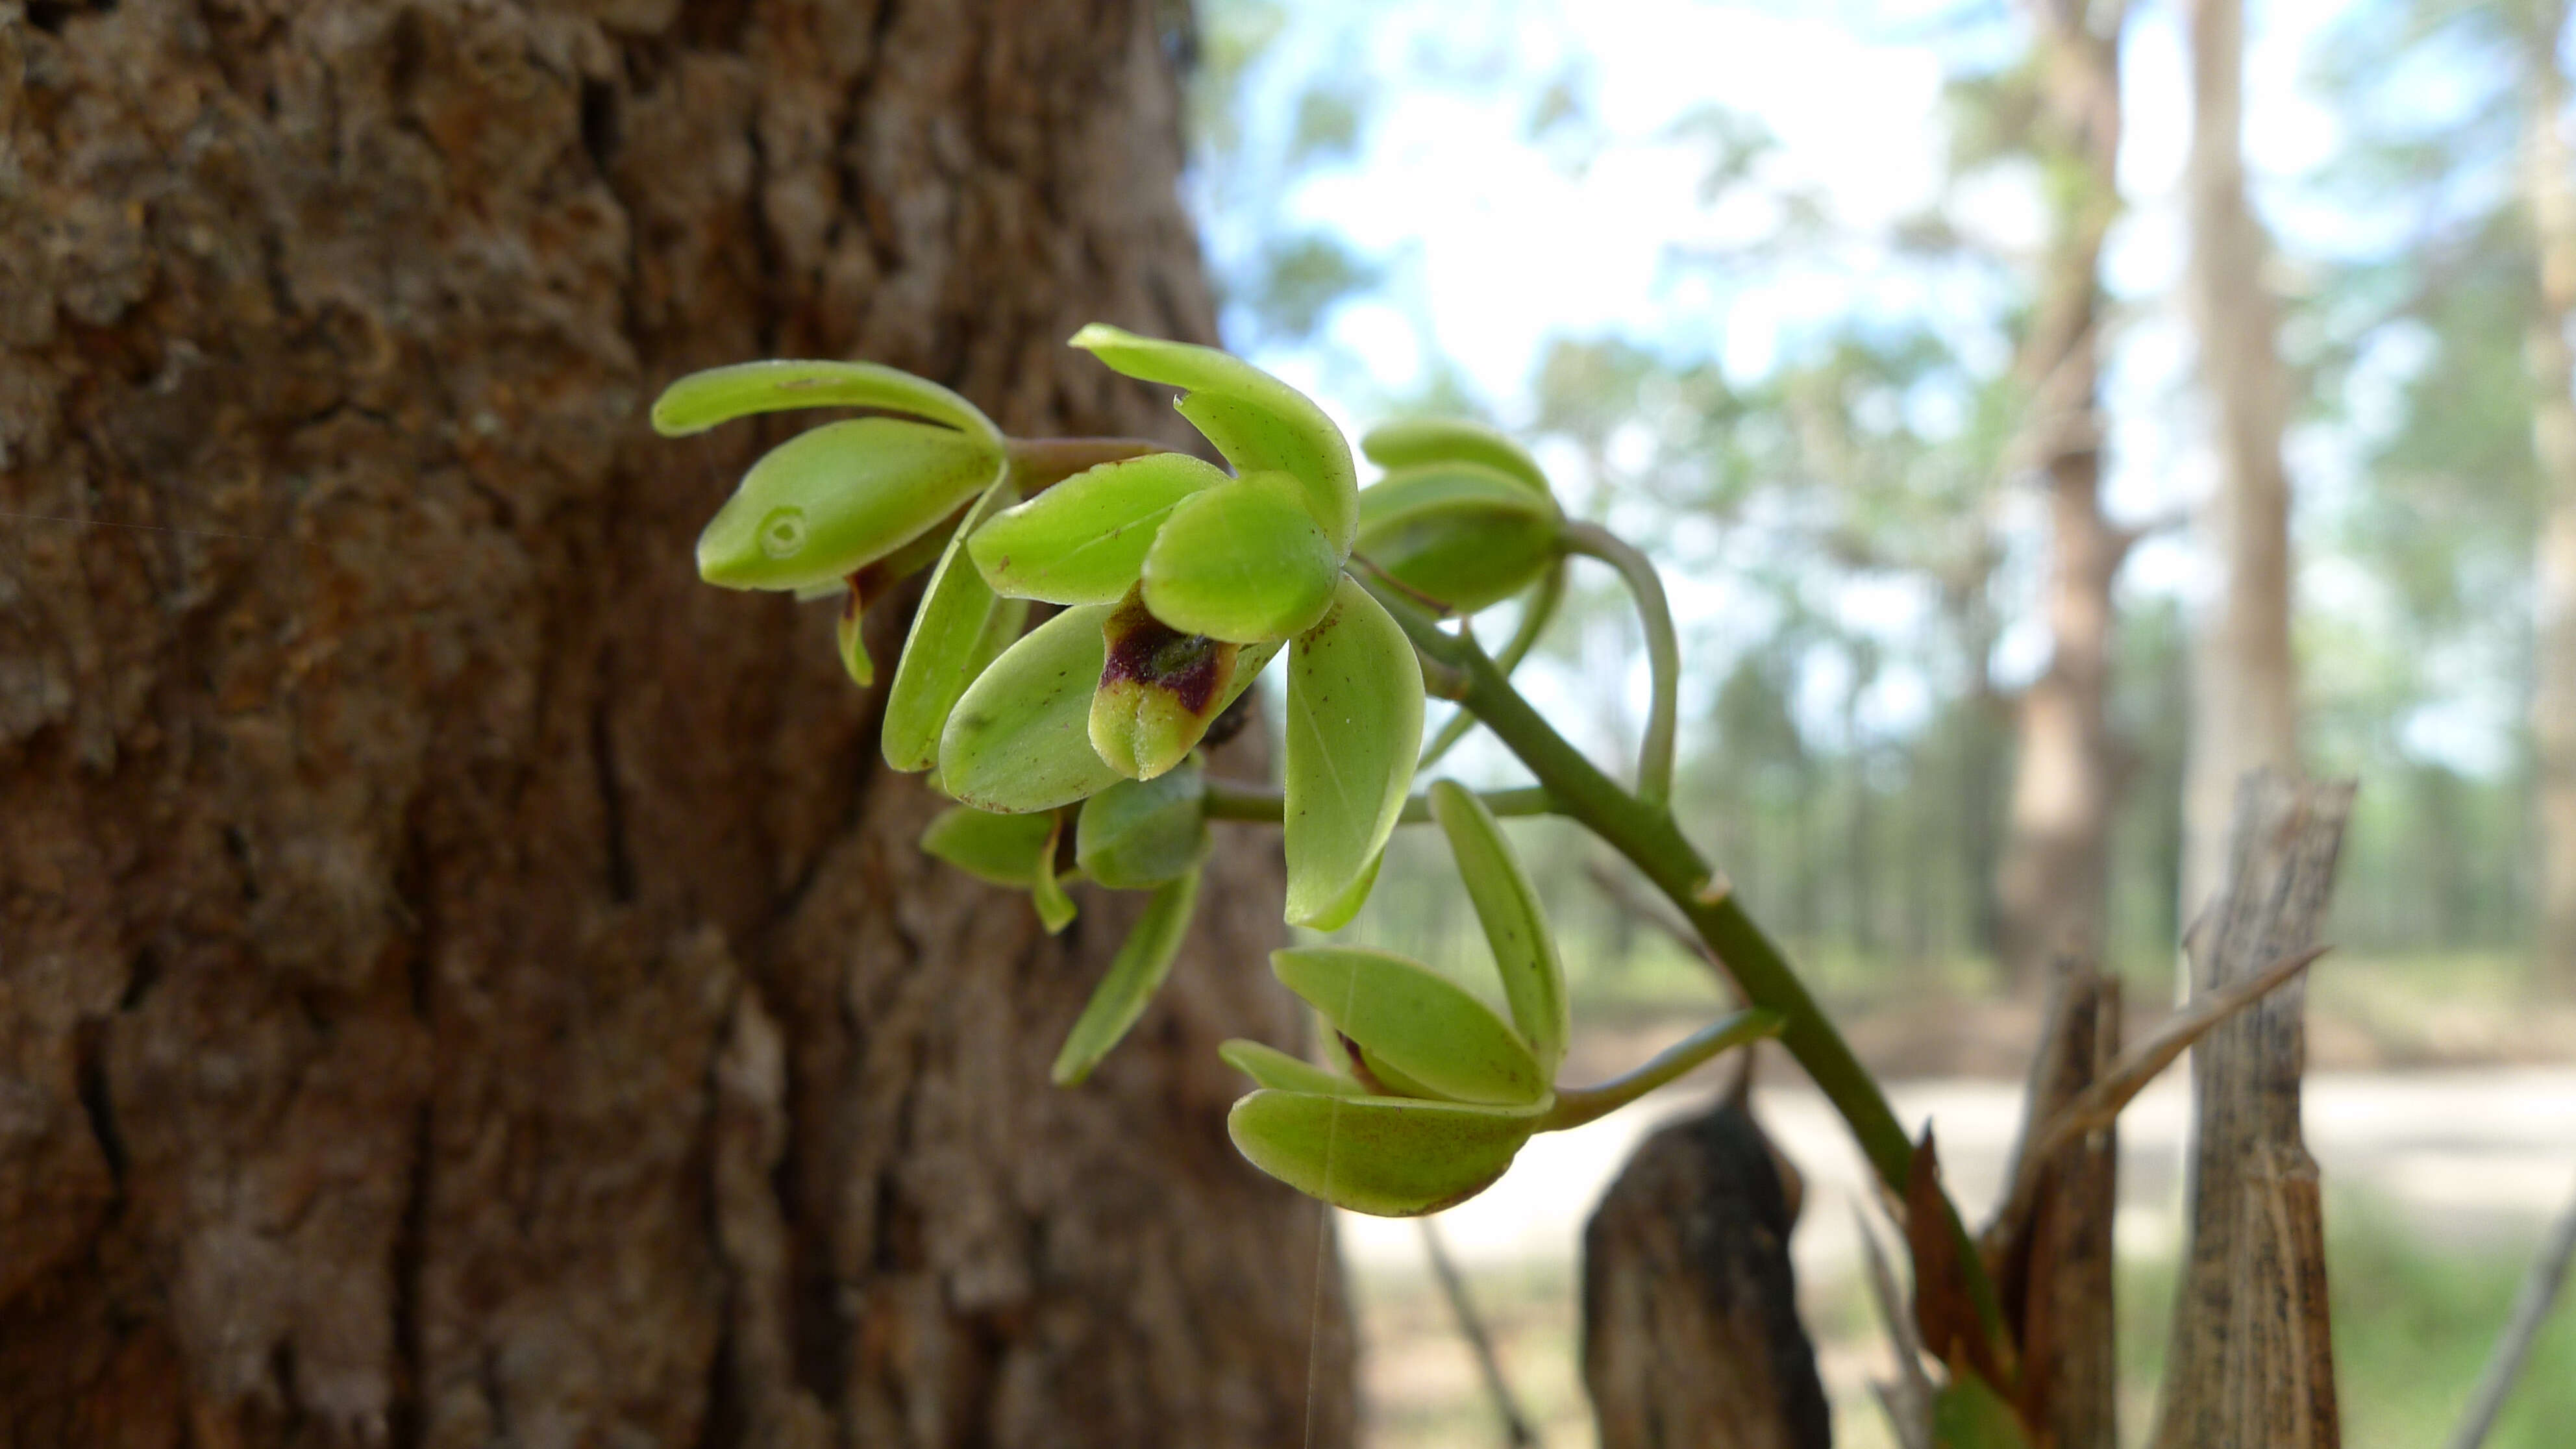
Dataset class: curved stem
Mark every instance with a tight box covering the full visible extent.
[1203,778,1556,826]
[1005,436,1165,493]
[1562,522,1679,808]
[1540,1008,1783,1132]
[1356,574,2003,1339]
[1418,560,1567,771]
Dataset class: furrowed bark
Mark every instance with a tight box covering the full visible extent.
[0,4,1352,1446]
[2153,771,2351,1449]
[1985,956,2122,1449]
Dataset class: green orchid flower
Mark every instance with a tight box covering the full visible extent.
[948,327,1425,929]
[1222,780,1783,1215]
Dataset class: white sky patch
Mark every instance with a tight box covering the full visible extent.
[1211,0,2487,771]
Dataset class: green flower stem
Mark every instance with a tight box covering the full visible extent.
[1203,779,1557,826]
[1561,522,1679,808]
[1360,575,2003,1337]
[1540,1008,1785,1132]
[1418,560,1567,771]
[1004,436,1167,493]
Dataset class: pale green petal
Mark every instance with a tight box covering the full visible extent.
[1283,577,1424,928]
[938,603,1124,813]
[1225,1090,1548,1217]
[1139,473,1340,644]
[1358,417,1552,498]
[1069,324,1357,552]
[1354,462,1563,613]
[920,804,1057,888]
[1076,764,1211,890]
[1052,867,1202,1085]
[652,359,999,446]
[969,452,1226,604]
[882,478,1021,771]
[1270,947,1545,1107]
[1218,1040,1369,1096]
[1428,780,1570,1078]
[697,417,1004,592]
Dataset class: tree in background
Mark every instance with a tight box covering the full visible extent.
[2517,0,2576,991]
[2181,0,2307,926]
[0,3,1349,1444]
[2307,0,2571,982]
[1984,0,2140,992]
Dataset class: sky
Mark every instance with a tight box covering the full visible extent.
[1189,0,2521,775]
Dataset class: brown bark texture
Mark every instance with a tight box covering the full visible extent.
[2178,0,2303,927]
[1580,1102,1830,1449]
[1994,0,2130,993]
[2522,0,2576,992]
[0,3,1356,1447]
[1983,957,2120,1449]
[2153,771,2350,1449]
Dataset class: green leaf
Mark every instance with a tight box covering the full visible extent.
[1270,947,1545,1106]
[1359,417,1553,498]
[938,603,1125,813]
[1931,1367,2031,1449]
[1355,462,1563,613]
[882,478,1021,771]
[1090,593,1245,780]
[1225,1090,1548,1217]
[1218,1039,1370,1096]
[1069,324,1358,552]
[1076,763,1211,890]
[920,805,1058,887]
[1283,576,1424,928]
[652,359,1000,447]
[1052,866,1202,1085]
[697,417,1005,592]
[1428,781,1570,1078]
[968,452,1226,604]
[1140,473,1341,643]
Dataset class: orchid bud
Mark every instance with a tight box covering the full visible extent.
[1270,947,1546,1107]
[1226,1091,1549,1218]
[695,417,1004,592]
[1355,462,1563,614]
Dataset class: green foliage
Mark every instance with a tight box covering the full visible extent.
[656,329,1885,1225]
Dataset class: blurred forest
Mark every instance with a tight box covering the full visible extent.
[1185,0,2573,1010]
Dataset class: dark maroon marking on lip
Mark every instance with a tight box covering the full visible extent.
[1101,600,1229,717]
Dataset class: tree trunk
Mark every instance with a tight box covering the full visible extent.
[2179,0,2303,928]
[0,5,1354,1447]
[1994,0,2128,994]
[2522,0,2576,993]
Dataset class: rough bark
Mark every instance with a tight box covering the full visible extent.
[2179,0,2304,926]
[2153,771,2350,1449]
[1983,957,2120,1449]
[1581,1102,1831,1449]
[0,4,1356,1447]
[1994,0,2130,993]
[2522,0,2576,993]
